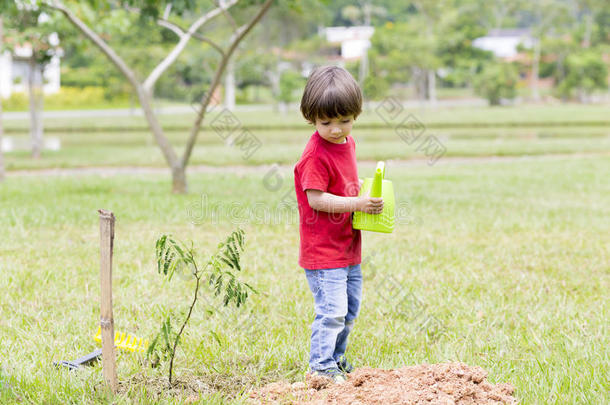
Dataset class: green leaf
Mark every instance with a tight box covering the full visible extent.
[146,334,159,358]
[219,256,235,269]
[209,331,222,346]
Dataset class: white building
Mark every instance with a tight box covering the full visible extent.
[324,26,375,60]
[472,29,534,59]
[0,43,61,98]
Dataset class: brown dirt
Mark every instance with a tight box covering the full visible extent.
[247,362,516,405]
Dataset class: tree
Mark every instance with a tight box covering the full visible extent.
[524,0,572,102]
[278,68,304,112]
[575,0,609,48]
[556,49,607,102]
[473,61,518,105]
[409,0,448,103]
[42,0,274,193]
[243,0,328,111]
[2,1,60,158]
[368,20,436,101]
[368,1,488,101]
[541,35,576,102]
[24,32,54,159]
[0,16,4,182]
[474,0,526,31]
[434,3,490,90]
[340,1,386,86]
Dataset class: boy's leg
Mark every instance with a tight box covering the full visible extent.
[304,267,349,371]
[333,264,362,363]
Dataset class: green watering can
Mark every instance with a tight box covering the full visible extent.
[353,161,395,233]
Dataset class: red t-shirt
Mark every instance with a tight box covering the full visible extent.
[294,131,362,269]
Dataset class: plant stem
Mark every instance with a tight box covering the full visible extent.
[168,271,201,386]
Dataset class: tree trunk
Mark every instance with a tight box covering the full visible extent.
[270,56,281,113]
[411,67,425,101]
[358,43,369,89]
[134,84,186,193]
[419,69,427,101]
[0,17,4,182]
[583,13,592,48]
[427,69,436,104]
[129,93,136,116]
[0,86,4,182]
[28,58,43,159]
[171,165,187,194]
[467,64,476,90]
[557,53,567,103]
[224,59,235,111]
[531,38,541,102]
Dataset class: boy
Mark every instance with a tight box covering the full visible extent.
[294,66,383,383]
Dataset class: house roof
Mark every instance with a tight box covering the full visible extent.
[473,29,534,58]
[324,26,375,43]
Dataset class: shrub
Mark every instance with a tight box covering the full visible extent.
[45,86,108,109]
[555,49,608,101]
[279,70,305,104]
[2,92,28,111]
[2,86,129,111]
[474,62,518,106]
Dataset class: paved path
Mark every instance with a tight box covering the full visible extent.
[6,152,608,178]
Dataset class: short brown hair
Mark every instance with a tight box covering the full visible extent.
[300,65,362,123]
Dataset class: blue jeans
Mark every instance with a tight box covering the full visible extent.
[304,264,362,371]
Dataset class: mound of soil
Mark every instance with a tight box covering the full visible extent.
[248,362,516,404]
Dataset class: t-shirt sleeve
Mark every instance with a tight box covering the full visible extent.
[299,154,329,192]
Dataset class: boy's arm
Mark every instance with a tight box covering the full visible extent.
[306,189,383,214]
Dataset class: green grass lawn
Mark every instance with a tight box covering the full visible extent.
[4,103,610,132]
[1,156,608,404]
[3,126,610,170]
[3,104,609,171]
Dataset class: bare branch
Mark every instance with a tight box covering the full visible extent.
[190,34,226,56]
[157,19,226,57]
[217,0,238,29]
[43,0,139,88]
[163,4,172,20]
[123,5,141,14]
[157,18,184,37]
[143,0,239,93]
[182,0,274,168]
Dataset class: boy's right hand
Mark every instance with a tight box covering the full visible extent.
[359,196,384,214]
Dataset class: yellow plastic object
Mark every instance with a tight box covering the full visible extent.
[353,161,395,233]
[94,326,149,353]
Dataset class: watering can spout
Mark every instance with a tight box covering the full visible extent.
[371,161,385,198]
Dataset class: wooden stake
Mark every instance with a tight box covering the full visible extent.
[98,209,118,393]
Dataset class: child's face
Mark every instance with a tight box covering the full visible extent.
[314,115,354,144]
